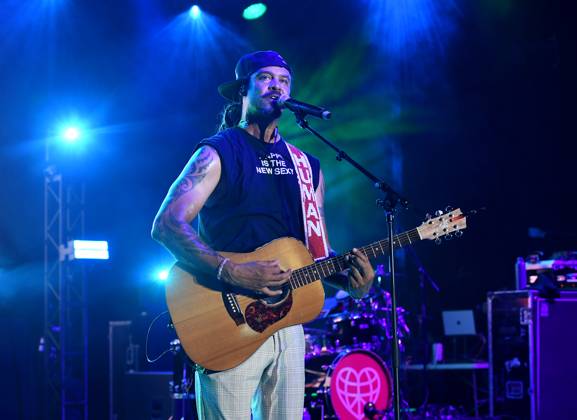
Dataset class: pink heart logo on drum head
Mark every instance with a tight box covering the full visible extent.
[329,351,391,420]
[335,366,382,419]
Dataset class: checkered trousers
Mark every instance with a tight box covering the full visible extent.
[195,325,305,420]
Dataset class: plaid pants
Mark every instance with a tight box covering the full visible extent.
[195,325,305,420]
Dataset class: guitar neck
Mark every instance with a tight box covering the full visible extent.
[288,228,420,290]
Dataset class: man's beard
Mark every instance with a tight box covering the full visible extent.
[247,99,282,123]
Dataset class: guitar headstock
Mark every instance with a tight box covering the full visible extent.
[417,207,467,243]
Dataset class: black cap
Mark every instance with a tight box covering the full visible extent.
[218,50,292,101]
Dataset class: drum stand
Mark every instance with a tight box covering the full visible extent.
[293,114,409,420]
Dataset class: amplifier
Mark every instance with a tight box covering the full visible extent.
[109,320,134,420]
[488,290,577,419]
[108,320,197,420]
[119,371,173,420]
[516,257,577,290]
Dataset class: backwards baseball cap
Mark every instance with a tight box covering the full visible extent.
[218,50,292,102]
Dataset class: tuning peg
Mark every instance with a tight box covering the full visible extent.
[435,210,444,217]
[444,233,453,241]
[445,205,453,213]
[435,237,442,245]
[455,230,463,238]
[425,213,432,221]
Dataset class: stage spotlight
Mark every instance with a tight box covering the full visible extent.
[61,126,82,143]
[155,267,171,283]
[64,240,110,260]
[189,5,201,19]
[243,3,267,20]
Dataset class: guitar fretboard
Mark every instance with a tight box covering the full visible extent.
[288,228,421,289]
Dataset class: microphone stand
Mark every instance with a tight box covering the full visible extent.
[293,113,408,420]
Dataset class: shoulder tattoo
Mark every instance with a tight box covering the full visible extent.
[173,147,215,198]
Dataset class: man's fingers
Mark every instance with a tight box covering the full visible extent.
[263,266,290,277]
[349,266,363,283]
[351,247,367,258]
[347,249,367,265]
[261,260,291,274]
[265,276,291,287]
[349,256,366,274]
[351,251,369,269]
[349,276,361,291]
[350,251,373,274]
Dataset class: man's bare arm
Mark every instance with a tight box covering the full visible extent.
[151,146,223,274]
[151,145,291,295]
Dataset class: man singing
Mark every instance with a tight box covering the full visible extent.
[152,50,375,419]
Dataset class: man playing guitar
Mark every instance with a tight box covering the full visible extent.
[151,50,375,419]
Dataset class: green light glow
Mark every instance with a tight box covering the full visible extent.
[274,41,418,249]
[243,3,267,20]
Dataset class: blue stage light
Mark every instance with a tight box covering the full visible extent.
[155,267,171,283]
[61,126,82,143]
[189,5,201,19]
[152,2,252,86]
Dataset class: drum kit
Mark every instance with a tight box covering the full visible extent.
[303,287,410,420]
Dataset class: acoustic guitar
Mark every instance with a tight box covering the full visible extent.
[165,208,467,371]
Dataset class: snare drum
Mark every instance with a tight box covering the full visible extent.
[305,349,392,420]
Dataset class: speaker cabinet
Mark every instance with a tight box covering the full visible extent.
[488,290,577,419]
[119,371,172,420]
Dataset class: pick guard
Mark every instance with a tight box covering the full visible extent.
[245,293,293,333]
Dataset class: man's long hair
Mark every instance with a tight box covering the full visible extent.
[218,102,242,132]
[217,80,248,132]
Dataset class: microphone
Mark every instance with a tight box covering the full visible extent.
[276,97,332,120]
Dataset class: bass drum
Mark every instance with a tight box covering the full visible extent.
[305,350,392,420]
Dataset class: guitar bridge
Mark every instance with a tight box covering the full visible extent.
[222,292,245,326]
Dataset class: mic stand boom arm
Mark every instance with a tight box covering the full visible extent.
[294,114,408,420]
[294,115,408,209]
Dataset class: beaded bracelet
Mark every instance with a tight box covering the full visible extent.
[216,257,230,281]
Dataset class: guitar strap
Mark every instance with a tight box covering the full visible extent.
[286,143,329,261]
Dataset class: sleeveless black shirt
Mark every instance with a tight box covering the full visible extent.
[196,127,320,253]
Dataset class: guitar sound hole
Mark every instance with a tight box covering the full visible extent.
[260,284,290,305]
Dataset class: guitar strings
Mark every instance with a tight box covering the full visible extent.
[288,228,421,290]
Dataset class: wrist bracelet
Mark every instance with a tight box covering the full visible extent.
[216,257,230,281]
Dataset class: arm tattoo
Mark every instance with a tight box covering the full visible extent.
[158,209,221,272]
[170,147,213,202]
[152,147,222,274]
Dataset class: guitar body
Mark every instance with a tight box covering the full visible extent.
[165,237,325,371]
[164,208,468,372]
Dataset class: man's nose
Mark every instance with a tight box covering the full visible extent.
[269,79,282,91]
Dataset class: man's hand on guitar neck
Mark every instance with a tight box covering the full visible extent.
[345,248,375,299]
[221,259,292,297]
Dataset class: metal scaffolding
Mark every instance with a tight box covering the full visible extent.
[43,163,88,420]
